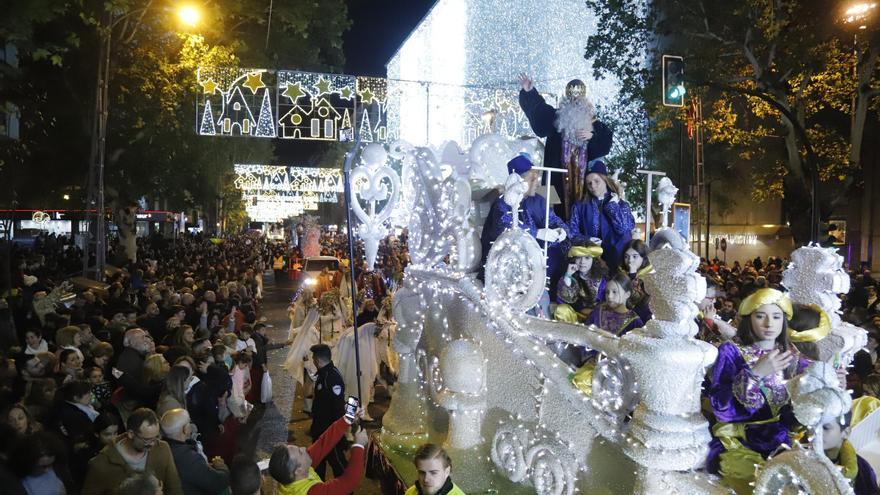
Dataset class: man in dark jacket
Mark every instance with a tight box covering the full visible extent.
[114,328,155,408]
[161,408,230,495]
[308,343,347,479]
[518,73,613,219]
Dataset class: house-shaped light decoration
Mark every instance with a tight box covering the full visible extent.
[278,103,311,139]
[310,97,342,140]
[217,85,257,136]
[386,0,624,146]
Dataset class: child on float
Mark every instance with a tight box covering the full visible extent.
[705,288,812,494]
[554,241,607,323]
[620,238,653,322]
[406,443,465,495]
[821,403,880,495]
[569,271,645,395]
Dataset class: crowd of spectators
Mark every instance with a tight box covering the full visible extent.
[0,232,293,494]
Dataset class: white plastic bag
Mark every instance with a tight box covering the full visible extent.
[261,370,273,403]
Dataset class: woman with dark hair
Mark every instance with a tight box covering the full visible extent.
[3,403,38,437]
[621,238,653,322]
[187,364,232,459]
[11,431,75,495]
[55,379,99,486]
[705,289,811,493]
[54,348,83,386]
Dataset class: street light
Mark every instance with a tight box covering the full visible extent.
[844,2,878,28]
[177,5,202,28]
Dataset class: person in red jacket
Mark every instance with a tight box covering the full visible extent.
[267,408,367,495]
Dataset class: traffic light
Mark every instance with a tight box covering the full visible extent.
[662,55,686,107]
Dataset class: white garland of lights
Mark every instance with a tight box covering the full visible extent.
[382,141,732,493]
[484,229,546,314]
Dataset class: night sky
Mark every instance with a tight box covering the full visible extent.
[275,1,435,166]
[343,0,437,76]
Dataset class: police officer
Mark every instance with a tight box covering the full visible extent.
[309,343,347,479]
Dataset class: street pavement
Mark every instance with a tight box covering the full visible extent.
[251,272,388,493]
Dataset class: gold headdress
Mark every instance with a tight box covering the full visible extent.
[738,288,793,320]
[568,245,603,259]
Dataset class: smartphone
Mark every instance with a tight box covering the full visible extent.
[344,396,360,422]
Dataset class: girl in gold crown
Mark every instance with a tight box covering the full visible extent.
[705,288,812,494]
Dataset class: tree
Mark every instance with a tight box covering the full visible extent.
[584,0,880,243]
[0,0,351,249]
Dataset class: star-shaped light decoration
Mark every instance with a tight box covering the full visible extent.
[359,87,375,105]
[242,72,265,94]
[314,77,332,96]
[200,79,219,95]
[282,82,305,103]
[340,86,353,100]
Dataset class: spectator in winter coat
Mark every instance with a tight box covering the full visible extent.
[161,408,230,495]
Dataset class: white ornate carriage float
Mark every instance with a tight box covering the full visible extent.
[349,136,868,494]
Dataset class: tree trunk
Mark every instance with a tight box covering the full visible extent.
[116,206,138,265]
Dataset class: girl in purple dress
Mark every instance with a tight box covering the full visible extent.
[705,288,811,494]
[570,272,644,394]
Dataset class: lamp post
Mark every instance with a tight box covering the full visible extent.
[842,2,876,263]
[83,4,201,280]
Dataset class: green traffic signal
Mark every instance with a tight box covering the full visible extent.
[662,55,685,107]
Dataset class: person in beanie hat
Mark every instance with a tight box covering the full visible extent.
[479,154,568,287]
[569,159,634,272]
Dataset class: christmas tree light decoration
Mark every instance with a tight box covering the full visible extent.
[358,109,374,142]
[254,91,276,138]
[199,100,216,135]
[196,67,275,138]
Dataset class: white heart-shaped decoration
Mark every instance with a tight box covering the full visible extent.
[350,149,401,271]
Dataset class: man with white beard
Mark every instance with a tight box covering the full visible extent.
[518,74,613,218]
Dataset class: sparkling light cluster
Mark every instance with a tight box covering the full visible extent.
[386,0,621,146]
[196,68,390,142]
[233,164,343,222]
[376,139,727,494]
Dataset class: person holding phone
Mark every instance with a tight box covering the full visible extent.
[268,407,368,495]
[405,443,465,495]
